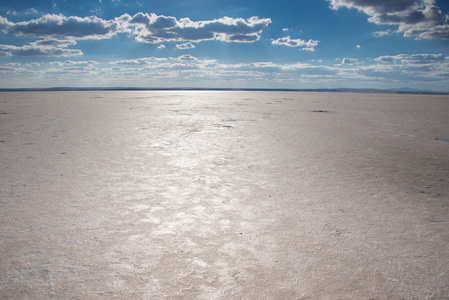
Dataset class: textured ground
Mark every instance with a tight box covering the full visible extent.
[1,91,448,299]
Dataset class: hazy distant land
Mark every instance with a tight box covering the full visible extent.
[1,87,448,95]
[1,91,448,298]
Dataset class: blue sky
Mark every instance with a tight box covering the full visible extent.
[1,0,449,91]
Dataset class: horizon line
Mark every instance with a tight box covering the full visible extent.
[0,87,448,95]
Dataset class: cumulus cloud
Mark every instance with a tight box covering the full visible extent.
[403,24,449,39]
[341,57,358,64]
[176,42,195,49]
[45,60,99,72]
[29,39,77,47]
[0,43,82,57]
[0,66,16,71]
[373,30,393,37]
[375,53,446,64]
[3,53,447,89]
[356,54,449,85]
[328,0,449,39]
[0,12,271,49]
[109,57,168,65]
[4,14,119,39]
[126,13,271,43]
[271,36,319,51]
[177,54,198,61]
[108,54,337,79]
[0,12,272,57]
[0,16,13,31]
[49,60,98,67]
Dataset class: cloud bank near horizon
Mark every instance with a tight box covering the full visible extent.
[2,53,448,90]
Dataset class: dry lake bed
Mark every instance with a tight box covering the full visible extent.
[0,91,448,299]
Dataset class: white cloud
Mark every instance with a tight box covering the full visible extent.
[2,53,448,90]
[341,57,358,64]
[176,42,195,49]
[0,13,271,48]
[402,24,449,39]
[30,39,77,47]
[373,30,393,37]
[177,54,198,61]
[157,44,166,49]
[45,60,99,73]
[126,13,271,43]
[0,43,82,57]
[107,55,337,79]
[109,57,168,65]
[271,36,319,51]
[0,16,14,31]
[359,57,449,84]
[333,53,449,89]
[25,8,39,15]
[0,12,272,57]
[49,60,98,67]
[0,66,16,71]
[4,14,119,40]
[375,53,445,64]
[328,0,449,39]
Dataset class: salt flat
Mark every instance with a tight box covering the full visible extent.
[0,91,448,299]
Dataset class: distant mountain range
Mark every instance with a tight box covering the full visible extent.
[0,87,448,95]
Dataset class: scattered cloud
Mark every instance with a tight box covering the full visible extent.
[49,60,98,67]
[271,36,319,51]
[403,24,449,39]
[328,0,449,39]
[176,42,195,49]
[0,5,447,90]
[107,54,337,79]
[0,12,272,57]
[4,14,119,40]
[126,13,271,43]
[0,13,272,57]
[355,54,449,84]
[0,66,16,71]
[47,60,99,72]
[29,39,77,47]
[177,54,198,61]
[374,53,446,64]
[341,57,358,64]
[109,57,168,65]
[2,53,448,90]
[373,30,393,37]
[0,43,82,57]
[0,16,14,31]
[25,8,39,15]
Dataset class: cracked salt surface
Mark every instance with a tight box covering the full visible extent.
[1,91,448,299]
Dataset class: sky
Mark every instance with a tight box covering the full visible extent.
[0,0,449,91]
